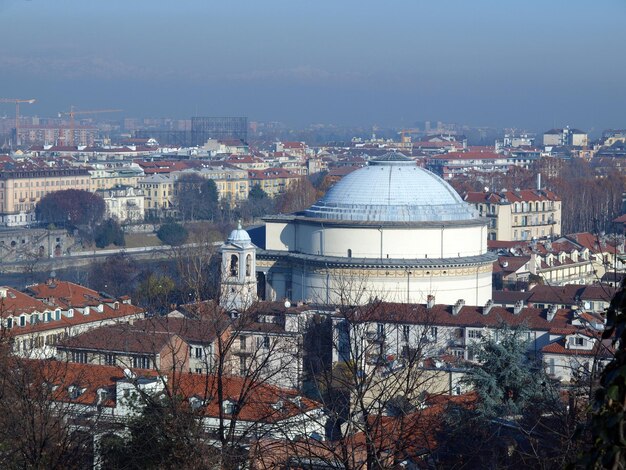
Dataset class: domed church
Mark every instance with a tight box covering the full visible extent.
[224,152,495,307]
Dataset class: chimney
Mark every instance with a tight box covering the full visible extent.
[452,299,465,316]
[483,299,493,315]
[547,304,558,322]
[513,300,524,315]
[427,295,435,309]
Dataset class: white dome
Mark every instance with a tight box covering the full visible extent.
[304,153,478,222]
[227,222,252,247]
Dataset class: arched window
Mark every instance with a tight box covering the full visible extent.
[230,254,239,277]
[347,249,352,258]
[245,254,252,276]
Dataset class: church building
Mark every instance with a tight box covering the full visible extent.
[222,153,495,308]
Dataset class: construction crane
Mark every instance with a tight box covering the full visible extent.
[58,107,122,146]
[0,98,36,146]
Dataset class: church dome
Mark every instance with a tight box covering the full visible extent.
[227,221,253,247]
[303,152,478,223]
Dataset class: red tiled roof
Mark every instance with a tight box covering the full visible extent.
[26,280,115,309]
[542,338,613,358]
[0,287,49,316]
[248,168,300,180]
[58,324,182,356]
[343,301,574,331]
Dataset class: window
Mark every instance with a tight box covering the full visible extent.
[377,323,385,338]
[245,254,252,276]
[6,318,12,329]
[72,351,88,363]
[195,368,203,374]
[262,336,270,349]
[223,400,237,415]
[430,326,438,339]
[347,249,352,258]
[195,347,203,359]
[468,329,482,339]
[402,325,410,342]
[574,337,585,347]
[239,356,247,375]
[230,254,239,277]
[104,354,116,366]
[133,356,151,369]
[239,336,247,350]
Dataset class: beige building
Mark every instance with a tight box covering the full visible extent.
[138,173,176,219]
[89,164,144,190]
[248,167,302,197]
[174,164,249,206]
[465,188,561,241]
[0,160,91,226]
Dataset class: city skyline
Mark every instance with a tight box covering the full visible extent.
[1,0,625,131]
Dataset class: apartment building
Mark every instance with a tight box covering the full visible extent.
[248,168,302,197]
[0,281,144,359]
[174,163,249,206]
[0,159,91,226]
[89,164,144,190]
[138,173,176,219]
[465,188,561,241]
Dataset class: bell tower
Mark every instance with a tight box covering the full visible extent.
[220,221,257,311]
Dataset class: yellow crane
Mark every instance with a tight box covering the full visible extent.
[0,98,36,146]
[58,107,122,146]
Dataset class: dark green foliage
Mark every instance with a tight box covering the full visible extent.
[248,185,267,201]
[99,398,215,470]
[35,189,105,228]
[134,273,176,314]
[175,174,219,221]
[157,222,188,246]
[237,186,275,221]
[585,283,626,468]
[466,326,559,418]
[94,218,125,248]
[437,326,574,468]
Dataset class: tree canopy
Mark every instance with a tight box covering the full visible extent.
[175,174,219,221]
[157,222,188,246]
[94,218,125,248]
[437,326,574,468]
[35,189,105,228]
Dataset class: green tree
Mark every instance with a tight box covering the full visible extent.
[237,186,275,221]
[134,273,176,314]
[249,185,267,201]
[99,398,214,470]
[35,189,105,229]
[436,326,575,468]
[175,174,219,221]
[94,218,125,248]
[585,283,626,468]
[157,222,188,246]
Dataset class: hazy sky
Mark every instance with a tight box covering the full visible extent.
[1,0,625,131]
